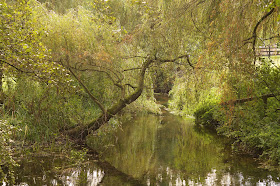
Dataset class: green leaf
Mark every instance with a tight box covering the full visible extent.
[22,44,29,49]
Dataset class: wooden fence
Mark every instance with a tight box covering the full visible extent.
[258,44,280,57]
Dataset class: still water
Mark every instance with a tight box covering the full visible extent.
[12,97,280,185]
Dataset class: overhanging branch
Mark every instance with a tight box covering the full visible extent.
[243,8,275,64]
[0,59,52,83]
[158,54,195,69]
[68,67,107,115]
[221,92,280,106]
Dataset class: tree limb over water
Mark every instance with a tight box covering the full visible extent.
[65,54,193,142]
[220,93,280,106]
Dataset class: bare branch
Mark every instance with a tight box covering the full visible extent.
[70,65,126,95]
[237,41,253,50]
[124,55,195,71]
[68,67,107,115]
[125,83,137,89]
[0,59,51,82]
[70,66,116,83]
[0,60,30,73]
[263,34,280,41]
[190,11,210,39]
[121,55,147,60]
[85,59,123,82]
[243,8,275,64]
[123,67,142,72]
[158,54,195,69]
[221,92,280,105]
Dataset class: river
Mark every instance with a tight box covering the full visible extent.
[10,96,280,185]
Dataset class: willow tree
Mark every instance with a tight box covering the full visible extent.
[31,0,201,141]
[201,0,280,86]
[5,0,278,142]
[169,0,280,114]
[165,0,280,164]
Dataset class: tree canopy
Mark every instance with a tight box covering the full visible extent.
[1,1,280,181]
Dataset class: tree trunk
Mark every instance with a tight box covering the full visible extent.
[65,54,192,142]
[66,59,153,142]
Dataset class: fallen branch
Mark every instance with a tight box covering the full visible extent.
[221,93,279,105]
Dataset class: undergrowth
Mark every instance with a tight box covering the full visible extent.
[170,58,280,167]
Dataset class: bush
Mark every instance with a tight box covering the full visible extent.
[0,120,18,185]
[194,102,221,130]
[192,59,280,165]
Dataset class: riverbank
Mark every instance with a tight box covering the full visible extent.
[193,99,280,170]
[2,95,280,185]
[7,105,280,185]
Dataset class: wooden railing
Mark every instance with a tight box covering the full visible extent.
[258,45,280,57]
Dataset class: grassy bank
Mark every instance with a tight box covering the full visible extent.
[169,58,280,168]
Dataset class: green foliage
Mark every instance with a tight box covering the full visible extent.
[38,0,85,14]
[190,59,280,165]
[127,73,161,115]
[0,0,164,150]
[127,94,161,115]
[0,120,18,185]
[152,63,177,93]
[2,76,101,143]
[68,148,88,165]
[194,101,221,130]
[215,99,280,165]
[2,0,280,174]
[0,0,65,82]
[169,70,221,116]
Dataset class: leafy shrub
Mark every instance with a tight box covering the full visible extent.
[0,120,18,185]
[170,56,280,165]
[194,102,221,130]
[2,76,101,143]
[192,59,280,165]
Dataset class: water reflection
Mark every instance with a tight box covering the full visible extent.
[12,156,106,186]
[11,153,144,185]
[60,169,104,186]
[88,111,280,185]
[10,109,280,185]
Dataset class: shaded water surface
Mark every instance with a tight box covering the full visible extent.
[11,96,280,185]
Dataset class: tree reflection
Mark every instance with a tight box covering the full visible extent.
[13,112,280,185]
[88,112,280,185]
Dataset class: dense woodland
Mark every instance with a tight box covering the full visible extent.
[1,0,280,184]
